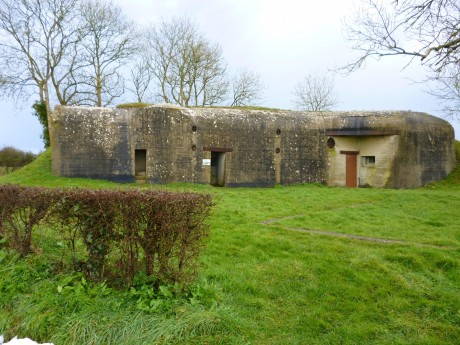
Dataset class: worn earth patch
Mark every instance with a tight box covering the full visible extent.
[261,203,453,250]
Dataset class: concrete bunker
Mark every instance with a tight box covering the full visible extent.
[51,105,456,189]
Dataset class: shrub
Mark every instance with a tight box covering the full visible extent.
[0,184,21,240]
[52,189,119,281]
[115,190,213,288]
[0,185,58,255]
[32,101,50,148]
[0,185,213,288]
[0,146,37,173]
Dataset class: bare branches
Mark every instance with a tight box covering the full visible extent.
[293,73,338,112]
[145,17,228,107]
[0,4,266,114]
[0,0,80,143]
[230,68,264,107]
[191,41,228,106]
[427,66,460,120]
[344,0,460,73]
[344,0,460,120]
[128,58,154,103]
[76,0,139,107]
[0,0,139,113]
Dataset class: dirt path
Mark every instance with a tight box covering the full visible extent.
[261,204,453,250]
[282,226,452,249]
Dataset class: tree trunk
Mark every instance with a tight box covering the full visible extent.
[97,64,102,107]
[43,82,55,149]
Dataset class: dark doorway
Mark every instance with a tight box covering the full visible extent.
[135,149,147,183]
[210,151,226,187]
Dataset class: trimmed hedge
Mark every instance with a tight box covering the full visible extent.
[0,185,213,288]
[0,185,58,255]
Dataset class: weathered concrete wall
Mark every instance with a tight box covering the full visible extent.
[358,135,399,187]
[189,108,328,186]
[390,112,456,188]
[52,106,133,182]
[51,106,456,188]
[189,107,279,187]
[327,135,399,188]
[125,106,328,187]
[323,111,456,188]
[129,106,196,184]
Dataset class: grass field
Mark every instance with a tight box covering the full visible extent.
[0,146,459,344]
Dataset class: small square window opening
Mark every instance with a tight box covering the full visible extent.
[362,156,376,166]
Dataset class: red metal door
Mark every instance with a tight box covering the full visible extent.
[345,154,357,188]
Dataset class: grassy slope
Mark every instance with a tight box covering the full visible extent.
[0,145,459,344]
[0,149,116,188]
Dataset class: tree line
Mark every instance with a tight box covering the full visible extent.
[0,146,37,174]
[0,0,268,147]
[0,0,458,149]
[0,2,345,116]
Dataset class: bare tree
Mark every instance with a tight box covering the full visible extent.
[344,0,460,73]
[230,68,264,107]
[190,40,228,106]
[0,0,80,143]
[428,65,460,120]
[145,17,228,107]
[343,0,460,119]
[75,0,138,106]
[293,74,338,111]
[128,56,154,103]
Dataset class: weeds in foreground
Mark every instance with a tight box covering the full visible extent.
[0,250,237,344]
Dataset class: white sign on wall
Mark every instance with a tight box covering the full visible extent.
[202,159,211,166]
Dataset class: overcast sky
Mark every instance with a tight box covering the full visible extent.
[1,0,458,153]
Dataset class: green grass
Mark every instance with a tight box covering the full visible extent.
[191,105,285,112]
[113,103,285,112]
[116,102,154,109]
[0,146,459,344]
[0,150,118,188]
